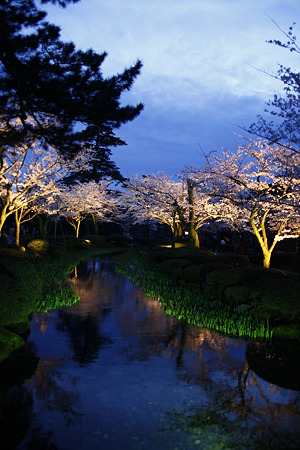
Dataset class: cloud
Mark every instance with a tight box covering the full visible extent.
[115,89,267,176]
[43,0,299,177]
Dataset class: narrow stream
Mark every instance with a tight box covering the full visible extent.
[1,257,299,449]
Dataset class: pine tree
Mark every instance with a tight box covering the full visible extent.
[0,0,143,182]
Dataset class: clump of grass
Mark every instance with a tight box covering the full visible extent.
[114,250,273,341]
[35,281,79,313]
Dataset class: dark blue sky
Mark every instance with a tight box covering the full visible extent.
[44,0,299,177]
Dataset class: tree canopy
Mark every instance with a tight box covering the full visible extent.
[203,138,300,268]
[0,0,143,182]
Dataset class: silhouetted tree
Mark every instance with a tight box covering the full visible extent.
[0,0,143,182]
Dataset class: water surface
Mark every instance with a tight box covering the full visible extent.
[1,257,299,449]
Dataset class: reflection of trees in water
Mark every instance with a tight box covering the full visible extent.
[73,260,300,390]
[15,357,82,450]
[68,260,121,316]
[0,342,38,449]
[166,397,299,450]
[111,290,300,447]
[63,258,300,446]
[56,311,111,365]
[246,341,300,391]
[0,385,33,449]
[69,257,115,286]
[57,259,116,365]
[22,427,58,450]
[160,327,300,448]
[24,355,83,427]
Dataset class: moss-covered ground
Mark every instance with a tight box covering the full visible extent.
[114,246,300,342]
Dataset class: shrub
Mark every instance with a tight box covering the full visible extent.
[183,266,204,283]
[0,256,42,312]
[173,268,185,281]
[159,258,194,275]
[250,272,300,319]
[183,263,228,285]
[214,252,249,267]
[0,254,42,363]
[206,267,241,289]
[62,235,95,250]
[27,239,49,254]
[153,247,216,264]
[272,324,300,341]
[0,247,29,260]
[61,235,81,249]
[0,327,25,363]
[224,286,251,304]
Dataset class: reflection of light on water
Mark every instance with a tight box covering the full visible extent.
[267,384,281,397]
[32,313,49,334]
[39,319,48,334]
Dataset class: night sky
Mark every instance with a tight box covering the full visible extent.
[44,0,299,177]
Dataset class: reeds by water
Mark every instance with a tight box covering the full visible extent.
[115,253,273,341]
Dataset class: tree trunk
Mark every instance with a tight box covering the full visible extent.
[37,214,50,239]
[262,251,271,269]
[187,180,200,248]
[92,214,98,235]
[15,210,21,246]
[188,226,200,248]
[0,210,7,238]
[0,187,11,237]
[175,224,183,241]
[76,221,81,238]
[250,210,274,269]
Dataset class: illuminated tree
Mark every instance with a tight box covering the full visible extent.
[0,139,60,242]
[0,126,92,242]
[206,139,300,268]
[178,170,233,248]
[13,181,56,246]
[124,173,184,245]
[124,172,226,248]
[57,180,118,238]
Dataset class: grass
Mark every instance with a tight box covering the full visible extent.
[114,247,300,342]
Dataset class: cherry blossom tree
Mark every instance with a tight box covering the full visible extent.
[57,180,118,238]
[123,173,184,246]
[123,172,227,248]
[13,179,57,245]
[0,139,61,240]
[205,139,300,268]
[178,170,233,248]
[0,127,91,242]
